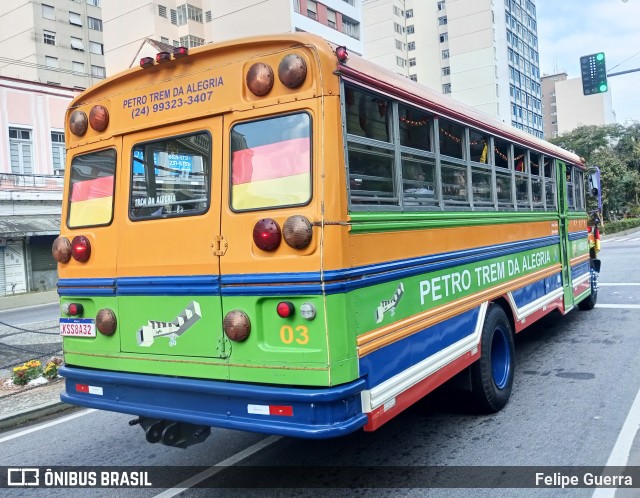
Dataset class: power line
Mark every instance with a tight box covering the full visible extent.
[0,56,97,79]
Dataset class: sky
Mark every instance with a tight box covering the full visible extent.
[536,0,640,126]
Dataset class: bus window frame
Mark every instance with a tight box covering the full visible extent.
[128,130,212,221]
[66,147,117,229]
[228,111,313,213]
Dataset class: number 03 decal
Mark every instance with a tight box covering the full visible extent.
[279,325,309,345]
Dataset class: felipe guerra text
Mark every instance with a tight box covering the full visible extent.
[535,472,633,488]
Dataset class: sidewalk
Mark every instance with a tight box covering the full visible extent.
[0,291,72,431]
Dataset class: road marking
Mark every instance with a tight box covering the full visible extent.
[595,304,640,309]
[591,384,640,498]
[599,283,640,286]
[0,302,58,314]
[0,408,95,443]
[153,435,281,497]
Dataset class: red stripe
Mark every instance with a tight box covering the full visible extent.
[232,138,309,185]
[71,176,114,202]
[269,405,293,417]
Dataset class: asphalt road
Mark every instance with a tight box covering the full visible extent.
[1,233,639,497]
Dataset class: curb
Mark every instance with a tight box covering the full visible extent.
[0,400,77,431]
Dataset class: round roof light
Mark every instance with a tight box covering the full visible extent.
[246,62,274,96]
[69,110,88,137]
[89,105,109,132]
[96,308,117,336]
[335,46,349,63]
[52,236,72,264]
[223,310,251,342]
[278,54,307,89]
[283,215,313,249]
[253,218,281,251]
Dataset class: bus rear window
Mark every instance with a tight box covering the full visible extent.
[67,149,116,228]
[230,113,311,211]
[130,132,210,219]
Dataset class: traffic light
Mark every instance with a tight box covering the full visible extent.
[580,52,608,95]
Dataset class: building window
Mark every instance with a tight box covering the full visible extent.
[437,1,445,10]
[43,30,56,45]
[91,65,106,78]
[440,32,448,42]
[161,36,169,44]
[158,5,167,17]
[442,83,451,94]
[72,61,84,74]
[187,4,203,22]
[327,9,337,28]
[342,0,355,5]
[407,41,415,51]
[45,56,58,68]
[87,0,101,6]
[442,49,449,59]
[341,17,360,40]
[409,58,416,67]
[395,39,403,50]
[71,37,84,51]
[438,16,448,25]
[406,9,414,18]
[396,56,406,67]
[205,11,212,22]
[394,22,403,34]
[407,25,414,34]
[69,12,82,26]
[52,132,66,173]
[307,0,317,19]
[89,41,103,55]
[42,4,55,20]
[180,35,205,48]
[442,66,450,76]
[410,74,418,81]
[170,9,177,24]
[88,17,102,31]
[9,128,33,175]
[393,6,403,16]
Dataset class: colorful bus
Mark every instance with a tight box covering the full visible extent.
[55,33,600,448]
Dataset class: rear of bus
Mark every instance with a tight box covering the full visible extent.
[56,34,365,447]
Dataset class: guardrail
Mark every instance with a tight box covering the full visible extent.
[0,173,63,191]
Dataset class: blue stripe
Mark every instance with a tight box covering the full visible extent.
[57,235,561,297]
[510,272,562,309]
[59,366,367,439]
[359,308,480,388]
[568,230,588,241]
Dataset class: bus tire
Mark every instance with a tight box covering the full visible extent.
[578,264,599,311]
[470,304,515,413]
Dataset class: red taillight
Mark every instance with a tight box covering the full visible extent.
[246,62,274,96]
[96,308,117,336]
[276,301,295,318]
[89,105,109,132]
[71,235,91,262]
[335,46,348,63]
[140,57,154,68]
[253,218,281,251]
[63,303,84,316]
[156,51,171,63]
[173,46,188,58]
[52,236,72,263]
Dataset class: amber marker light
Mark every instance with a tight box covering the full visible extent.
[69,110,88,136]
[283,215,313,249]
[246,62,274,96]
[96,308,117,336]
[223,310,251,342]
[89,105,109,132]
[52,236,72,263]
[278,54,307,89]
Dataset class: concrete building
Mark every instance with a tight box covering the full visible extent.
[103,0,363,75]
[362,0,544,138]
[0,77,79,295]
[0,1,106,90]
[541,72,616,139]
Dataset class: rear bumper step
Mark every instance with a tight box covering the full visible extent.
[59,366,367,439]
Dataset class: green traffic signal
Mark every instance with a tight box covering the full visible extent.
[580,52,608,95]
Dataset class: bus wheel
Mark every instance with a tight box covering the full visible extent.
[578,263,599,311]
[470,304,515,413]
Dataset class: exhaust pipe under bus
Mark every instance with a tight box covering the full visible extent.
[129,417,211,448]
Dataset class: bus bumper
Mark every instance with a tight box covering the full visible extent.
[59,366,367,440]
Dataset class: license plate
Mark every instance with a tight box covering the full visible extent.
[60,318,96,337]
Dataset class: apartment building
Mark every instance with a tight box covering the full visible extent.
[362,0,544,138]
[541,72,616,139]
[103,0,363,75]
[0,1,106,89]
